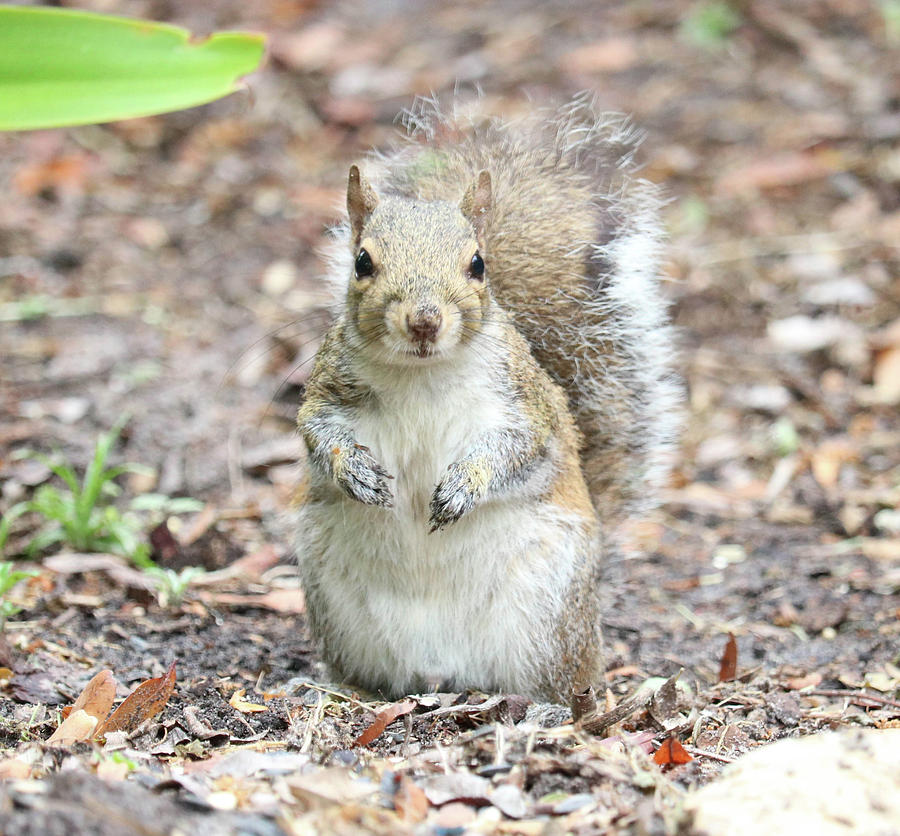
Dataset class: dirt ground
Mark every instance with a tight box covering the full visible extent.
[1,0,899,833]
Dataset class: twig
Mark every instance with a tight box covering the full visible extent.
[807,689,900,710]
[578,687,653,734]
[295,681,371,710]
[682,745,736,764]
[571,685,597,722]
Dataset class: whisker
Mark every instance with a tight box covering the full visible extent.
[218,309,332,393]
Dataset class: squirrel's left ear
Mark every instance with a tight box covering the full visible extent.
[347,165,379,247]
[459,170,492,243]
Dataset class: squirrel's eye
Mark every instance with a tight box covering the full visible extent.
[469,252,485,280]
[355,248,374,278]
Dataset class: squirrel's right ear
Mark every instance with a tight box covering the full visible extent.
[347,165,379,246]
[459,170,492,242]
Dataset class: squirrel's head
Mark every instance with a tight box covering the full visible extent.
[343,165,493,365]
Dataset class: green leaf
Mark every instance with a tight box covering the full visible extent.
[0,6,266,131]
[680,2,741,50]
[77,415,128,530]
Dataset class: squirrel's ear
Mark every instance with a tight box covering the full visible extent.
[459,170,492,242]
[347,165,378,246]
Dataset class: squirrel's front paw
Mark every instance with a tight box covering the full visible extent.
[333,444,394,507]
[430,460,489,531]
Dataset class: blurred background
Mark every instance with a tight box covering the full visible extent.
[1,1,898,653]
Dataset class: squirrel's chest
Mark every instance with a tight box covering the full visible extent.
[354,374,505,508]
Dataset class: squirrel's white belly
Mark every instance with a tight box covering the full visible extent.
[298,373,582,695]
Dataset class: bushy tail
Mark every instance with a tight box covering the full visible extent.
[373,94,682,529]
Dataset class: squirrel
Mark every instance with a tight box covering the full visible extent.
[294,96,680,703]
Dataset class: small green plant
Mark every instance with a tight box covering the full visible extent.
[16,417,151,558]
[771,416,800,457]
[92,749,138,772]
[3,420,209,608]
[143,566,207,608]
[882,1,900,44]
[5,419,202,563]
[680,1,742,50]
[0,560,40,629]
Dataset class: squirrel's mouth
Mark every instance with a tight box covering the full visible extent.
[391,339,452,364]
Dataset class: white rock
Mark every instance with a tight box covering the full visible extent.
[803,277,876,307]
[684,729,900,836]
[261,259,298,295]
[874,508,900,535]
[767,315,862,354]
[728,384,792,413]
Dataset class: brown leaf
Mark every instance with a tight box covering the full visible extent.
[0,757,32,779]
[872,345,900,405]
[47,709,98,746]
[810,438,858,490]
[786,672,823,690]
[178,505,217,546]
[560,38,640,74]
[422,772,491,806]
[69,669,117,724]
[149,521,180,563]
[13,154,92,196]
[352,698,416,747]
[97,661,176,736]
[286,767,378,805]
[648,670,691,730]
[96,757,131,781]
[198,588,306,613]
[718,633,738,682]
[653,736,694,766]
[715,151,834,196]
[395,777,429,823]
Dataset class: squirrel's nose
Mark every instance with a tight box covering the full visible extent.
[406,308,443,343]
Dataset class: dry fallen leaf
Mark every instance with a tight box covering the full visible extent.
[648,670,692,731]
[715,151,833,196]
[48,708,98,746]
[13,154,92,196]
[653,737,694,767]
[352,698,416,748]
[872,345,900,405]
[97,661,176,736]
[287,767,378,805]
[786,672,823,690]
[560,37,640,74]
[810,438,858,490]
[229,688,268,713]
[0,757,32,779]
[394,776,429,823]
[95,756,131,781]
[67,669,117,724]
[422,772,491,806]
[198,589,306,614]
[718,633,738,682]
[859,539,900,562]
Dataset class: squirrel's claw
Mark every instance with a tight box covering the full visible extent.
[429,462,482,531]
[334,445,394,507]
